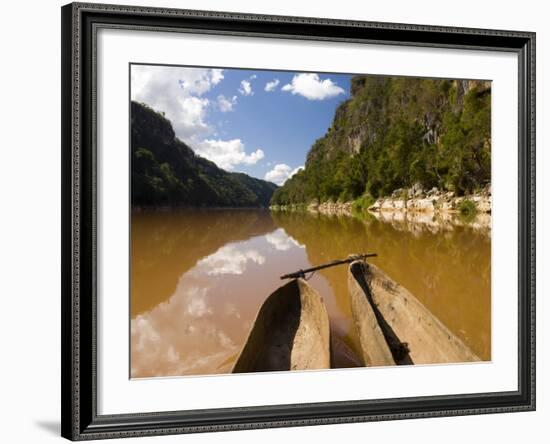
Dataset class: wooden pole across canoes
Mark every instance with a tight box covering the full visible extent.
[280,253,377,280]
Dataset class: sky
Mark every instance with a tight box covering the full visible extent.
[131,64,352,185]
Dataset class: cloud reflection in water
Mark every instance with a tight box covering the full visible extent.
[197,245,265,275]
[265,228,305,251]
[131,228,307,378]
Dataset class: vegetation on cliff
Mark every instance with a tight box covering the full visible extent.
[271,76,491,205]
[131,101,277,207]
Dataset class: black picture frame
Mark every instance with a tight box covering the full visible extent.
[61,2,536,440]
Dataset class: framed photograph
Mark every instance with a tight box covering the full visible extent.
[61,2,535,440]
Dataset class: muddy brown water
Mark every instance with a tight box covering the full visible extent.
[130,209,490,378]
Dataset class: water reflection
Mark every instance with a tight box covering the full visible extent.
[130,210,276,317]
[272,211,491,360]
[198,245,266,276]
[368,209,491,236]
[265,228,305,251]
[131,212,334,378]
[131,209,490,378]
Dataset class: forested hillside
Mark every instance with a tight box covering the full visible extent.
[271,76,491,205]
[131,101,277,207]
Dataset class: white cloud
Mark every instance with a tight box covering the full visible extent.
[264,164,304,185]
[131,65,224,141]
[178,96,210,133]
[132,66,223,99]
[265,228,305,251]
[194,139,264,171]
[130,281,238,377]
[281,73,345,100]
[198,245,266,275]
[131,65,267,172]
[185,288,212,317]
[264,79,280,92]
[131,316,160,352]
[238,79,253,96]
[217,95,237,112]
[210,69,224,85]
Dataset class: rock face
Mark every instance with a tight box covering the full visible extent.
[368,184,491,215]
[271,76,491,207]
[315,201,353,216]
[472,195,491,213]
[272,201,354,216]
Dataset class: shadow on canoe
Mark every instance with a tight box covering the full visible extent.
[232,278,331,373]
[348,260,480,366]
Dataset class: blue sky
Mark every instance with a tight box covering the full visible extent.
[131,65,352,185]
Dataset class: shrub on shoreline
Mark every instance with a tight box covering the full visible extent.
[352,194,375,213]
[457,198,478,216]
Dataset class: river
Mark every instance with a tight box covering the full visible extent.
[130,209,491,378]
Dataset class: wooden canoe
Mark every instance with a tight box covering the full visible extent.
[348,260,480,366]
[232,278,331,373]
